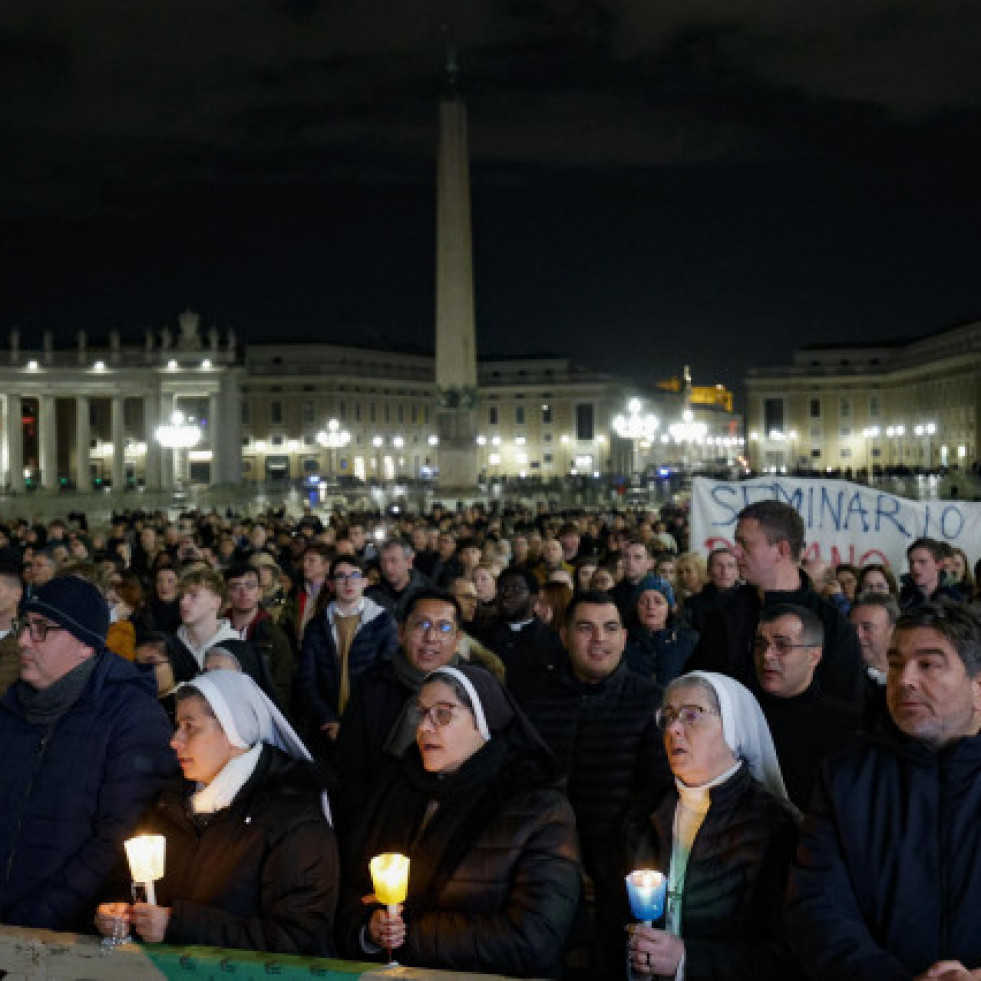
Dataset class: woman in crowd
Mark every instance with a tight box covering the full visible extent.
[673,552,707,609]
[834,563,860,606]
[948,547,975,599]
[338,663,580,978]
[624,671,802,980]
[107,570,150,657]
[856,563,900,598]
[624,576,698,688]
[534,581,574,637]
[134,632,199,724]
[147,564,182,634]
[204,641,282,710]
[574,556,599,594]
[95,670,337,955]
[471,561,498,628]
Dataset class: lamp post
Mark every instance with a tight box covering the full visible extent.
[316,418,351,478]
[669,410,708,480]
[862,426,881,480]
[155,410,201,491]
[914,422,937,470]
[612,398,660,477]
[885,425,906,468]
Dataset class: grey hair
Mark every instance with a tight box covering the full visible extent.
[663,675,720,713]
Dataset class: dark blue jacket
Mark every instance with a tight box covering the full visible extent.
[0,651,178,931]
[296,597,398,726]
[787,727,981,979]
[623,623,698,688]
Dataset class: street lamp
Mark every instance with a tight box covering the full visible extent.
[316,418,351,478]
[155,410,201,490]
[914,422,937,469]
[862,426,881,478]
[613,398,660,474]
[885,425,906,467]
[669,410,708,477]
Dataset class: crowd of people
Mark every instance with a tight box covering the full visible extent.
[0,497,980,979]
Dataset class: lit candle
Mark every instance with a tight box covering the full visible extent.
[625,869,667,925]
[370,853,410,967]
[370,852,410,907]
[124,835,167,906]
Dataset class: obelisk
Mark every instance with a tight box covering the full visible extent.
[434,42,479,494]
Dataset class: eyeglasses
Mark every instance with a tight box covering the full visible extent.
[411,701,465,728]
[13,617,67,643]
[332,571,364,583]
[407,618,456,636]
[655,705,720,731]
[752,636,815,656]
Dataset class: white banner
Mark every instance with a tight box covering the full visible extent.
[690,476,981,571]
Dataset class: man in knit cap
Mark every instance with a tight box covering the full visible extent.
[0,576,176,931]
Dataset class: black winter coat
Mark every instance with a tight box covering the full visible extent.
[337,748,581,978]
[623,624,698,688]
[687,572,865,710]
[478,617,565,702]
[144,746,338,956]
[522,657,672,877]
[623,764,804,980]
[786,728,981,980]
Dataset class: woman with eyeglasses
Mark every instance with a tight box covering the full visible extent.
[337,662,581,978]
[624,671,803,980]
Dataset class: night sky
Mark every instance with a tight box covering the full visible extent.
[3,1,980,402]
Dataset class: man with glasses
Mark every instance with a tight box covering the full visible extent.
[753,604,861,811]
[224,563,294,711]
[296,555,398,749]
[333,589,463,830]
[0,576,176,931]
[479,568,564,702]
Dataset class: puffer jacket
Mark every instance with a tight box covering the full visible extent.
[338,758,581,978]
[296,597,398,725]
[0,652,177,930]
[145,745,338,956]
[623,764,803,980]
[522,656,673,878]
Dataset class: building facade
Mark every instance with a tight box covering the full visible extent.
[744,320,981,474]
[0,312,740,492]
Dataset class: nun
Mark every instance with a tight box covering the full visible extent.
[337,663,581,978]
[95,670,337,955]
[624,671,804,980]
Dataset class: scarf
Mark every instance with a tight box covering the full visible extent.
[358,739,509,914]
[381,649,460,757]
[18,654,99,726]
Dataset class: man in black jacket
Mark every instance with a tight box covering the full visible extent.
[787,600,981,979]
[523,590,672,979]
[753,604,862,811]
[687,499,865,710]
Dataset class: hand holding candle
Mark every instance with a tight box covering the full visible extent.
[625,869,667,925]
[124,835,166,906]
[370,853,410,964]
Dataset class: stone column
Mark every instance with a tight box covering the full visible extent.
[143,392,161,490]
[222,372,243,485]
[209,391,221,486]
[39,395,58,490]
[75,396,90,491]
[111,396,125,490]
[5,394,23,492]
[160,393,175,488]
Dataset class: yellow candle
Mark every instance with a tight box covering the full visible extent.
[370,853,410,906]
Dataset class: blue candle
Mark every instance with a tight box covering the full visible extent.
[625,869,667,923]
